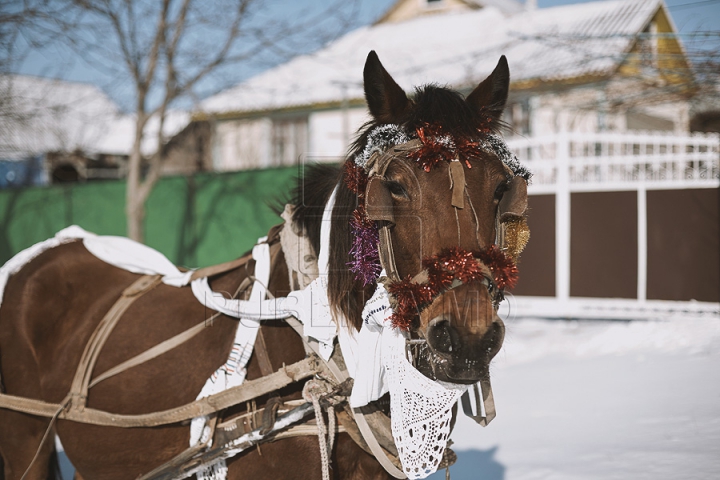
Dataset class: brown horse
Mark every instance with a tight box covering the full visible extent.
[0,52,524,479]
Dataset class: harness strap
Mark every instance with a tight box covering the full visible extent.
[254,323,275,377]
[88,318,210,389]
[214,399,347,444]
[284,317,406,479]
[449,159,466,209]
[0,356,318,427]
[366,144,415,285]
[190,256,251,282]
[377,224,401,284]
[88,261,258,389]
[68,274,163,412]
[460,377,496,427]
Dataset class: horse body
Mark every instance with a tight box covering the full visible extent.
[0,241,383,479]
[0,52,526,479]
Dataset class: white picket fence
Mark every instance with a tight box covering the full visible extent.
[505,131,720,320]
[507,131,720,193]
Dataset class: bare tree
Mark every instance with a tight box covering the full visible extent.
[21,0,357,242]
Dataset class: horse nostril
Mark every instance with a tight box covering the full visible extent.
[426,319,459,355]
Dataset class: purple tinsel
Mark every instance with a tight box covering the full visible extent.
[347,216,382,286]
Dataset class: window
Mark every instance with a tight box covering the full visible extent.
[271,116,308,167]
[424,0,444,9]
[503,99,532,136]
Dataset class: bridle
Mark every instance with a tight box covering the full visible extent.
[362,137,521,331]
[355,130,530,429]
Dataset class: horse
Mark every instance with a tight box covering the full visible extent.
[0,51,528,479]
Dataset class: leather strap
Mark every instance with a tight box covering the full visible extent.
[365,141,422,286]
[449,159,466,209]
[460,377,496,427]
[90,263,257,389]
[190,255,251,282]
[284,317,406,479]
[68,274,163,412]
[377,224,401,283]
[254,327,274,377]
[0,356,318,427]
[88,318,210,389]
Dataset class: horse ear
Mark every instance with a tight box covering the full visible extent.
[363,51,411,123]
[466,56,510,123]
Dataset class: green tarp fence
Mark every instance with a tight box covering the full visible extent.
[0,165,304,268]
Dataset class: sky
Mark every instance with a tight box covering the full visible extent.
[12,0,720,113]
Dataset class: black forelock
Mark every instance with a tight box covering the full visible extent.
[349,84,503,161]
[406,84,489,138]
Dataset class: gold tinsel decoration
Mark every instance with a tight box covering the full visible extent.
[502,217,530,263]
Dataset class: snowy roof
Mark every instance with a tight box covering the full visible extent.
[0,75,189,160]
[202,0,664,115]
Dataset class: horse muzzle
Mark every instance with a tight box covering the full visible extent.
[413,315,505,384]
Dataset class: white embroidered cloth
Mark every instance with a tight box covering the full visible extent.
[351,279,468,479]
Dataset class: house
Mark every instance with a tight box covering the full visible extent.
[0,74,192,187]
[0,74,130,185]
[200,0,718,318]
[201,0,695,170]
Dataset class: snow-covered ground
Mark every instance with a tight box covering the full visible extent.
[433,316,720,480]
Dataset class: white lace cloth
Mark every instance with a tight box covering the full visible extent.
[353,280,468,479]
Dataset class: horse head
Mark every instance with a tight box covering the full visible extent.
[329,51,530,385]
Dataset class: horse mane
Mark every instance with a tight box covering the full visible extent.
[283,163,342,257]
[287,84,505,331]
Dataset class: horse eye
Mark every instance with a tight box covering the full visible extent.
[385,180,408,198]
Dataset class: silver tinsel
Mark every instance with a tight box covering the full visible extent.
[355,124,531,181]
[482,134,532,182]
[354,124,409,171]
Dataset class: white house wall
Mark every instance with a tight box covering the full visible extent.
[605,75,690,132]
[308,108,369,160]
[525,85,689,137]
[214,118,271,171]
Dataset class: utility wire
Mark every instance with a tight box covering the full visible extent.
[668,0,720,10]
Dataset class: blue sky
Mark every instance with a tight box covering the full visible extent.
[15,0,719,111]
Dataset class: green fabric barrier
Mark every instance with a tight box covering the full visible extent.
[0,166,303,268]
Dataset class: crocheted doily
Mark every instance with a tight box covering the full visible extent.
[363,283,468,479]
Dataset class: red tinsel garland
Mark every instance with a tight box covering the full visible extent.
[406,123,495,172]
[344,160,367,195]
[407,124,459,172]
[386,245,519,330]
[344,122,511,288]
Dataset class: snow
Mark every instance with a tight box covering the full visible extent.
[202,0,660,115]
[431,316,720,479]
[0,74,189,158]
[0,75,123,159]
